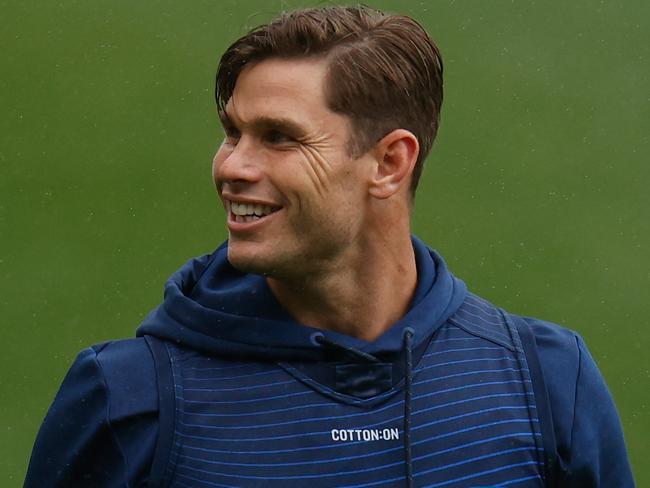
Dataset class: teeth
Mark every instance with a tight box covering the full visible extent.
[230,201,276,217]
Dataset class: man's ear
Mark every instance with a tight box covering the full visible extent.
[368,129,419,199]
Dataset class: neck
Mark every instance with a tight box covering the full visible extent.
[267,227,417,342]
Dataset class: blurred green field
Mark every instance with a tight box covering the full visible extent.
[1,0,648,485]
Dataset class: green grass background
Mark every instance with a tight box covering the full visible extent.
[2,0,648,485]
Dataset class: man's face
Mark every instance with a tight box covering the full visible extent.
[212,58,375,277]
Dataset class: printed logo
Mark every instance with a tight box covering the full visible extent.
[331,428,400,442]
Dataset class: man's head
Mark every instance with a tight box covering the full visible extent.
[213,6,443,277]
[215,5,443,196]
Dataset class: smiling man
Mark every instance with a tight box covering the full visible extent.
[26,6,634,488]
[215,55,420,341]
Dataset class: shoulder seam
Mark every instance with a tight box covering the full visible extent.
[567,334,581,470]
[144,335,178,487]
[447,294,517,351]
[92,347,132,488]
[447,315,516,351]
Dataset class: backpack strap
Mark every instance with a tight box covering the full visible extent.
[511,315,560,488]
[143,335,177,488]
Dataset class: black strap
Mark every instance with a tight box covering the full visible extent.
[512,316,560,488]
[143,336,176,488]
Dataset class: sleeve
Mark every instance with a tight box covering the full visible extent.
[25,341,159,488]
[529,319,635,487]
[564,335,635,487]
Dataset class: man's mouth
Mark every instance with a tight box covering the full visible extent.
[229,201,280,223]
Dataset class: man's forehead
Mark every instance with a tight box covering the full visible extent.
[230,58,329,108]
[219,58,339,129]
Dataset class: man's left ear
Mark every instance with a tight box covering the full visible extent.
[368,129,419,199]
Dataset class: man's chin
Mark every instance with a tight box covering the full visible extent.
[226,246,279,276]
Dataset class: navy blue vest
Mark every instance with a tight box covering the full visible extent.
[146,293,552,487]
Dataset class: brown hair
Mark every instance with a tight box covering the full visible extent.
[215,5,443,195]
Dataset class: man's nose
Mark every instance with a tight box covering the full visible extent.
[214,138,263,185]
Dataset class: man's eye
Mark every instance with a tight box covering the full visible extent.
[265,130,293,144]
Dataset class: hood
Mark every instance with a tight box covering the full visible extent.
[136,236,467,362]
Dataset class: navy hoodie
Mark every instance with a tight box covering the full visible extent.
[25,238,634,487]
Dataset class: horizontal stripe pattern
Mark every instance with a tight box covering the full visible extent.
[167,295,543,487]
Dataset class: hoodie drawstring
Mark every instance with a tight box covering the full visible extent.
[313,329,415,488]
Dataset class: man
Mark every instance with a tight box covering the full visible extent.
[26,6,634,487]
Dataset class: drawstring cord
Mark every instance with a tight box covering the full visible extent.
[312,329,415,488]
[403,327,414,488]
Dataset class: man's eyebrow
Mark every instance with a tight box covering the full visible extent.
[218,111,308,138]
[254,116,308,138]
